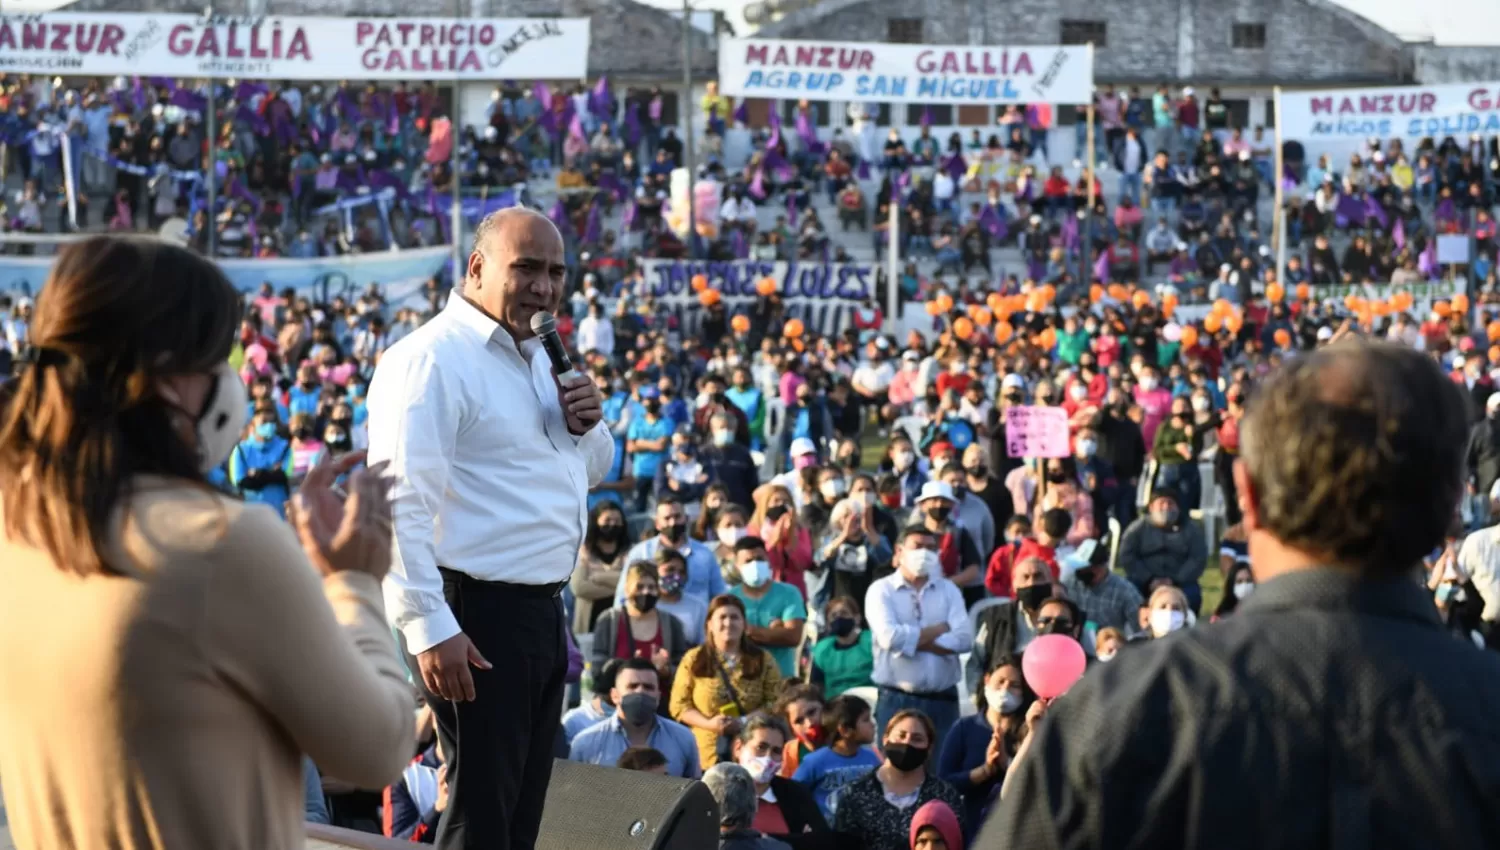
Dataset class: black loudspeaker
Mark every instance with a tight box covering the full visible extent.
[537,759,719,850]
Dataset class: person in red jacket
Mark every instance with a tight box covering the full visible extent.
[984,508,1071,597]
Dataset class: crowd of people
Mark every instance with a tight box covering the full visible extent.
[7,71,1500,850]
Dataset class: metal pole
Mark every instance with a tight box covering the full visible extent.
[205,76,217,256]
[1083,93,1096,282]
[682,0,697,259]
[886,189,899,333]
[450,82,463,277]
[1273,86,1287,288]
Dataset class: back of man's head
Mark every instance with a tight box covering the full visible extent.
[702,763,757,832]
[1239,340,1467,578]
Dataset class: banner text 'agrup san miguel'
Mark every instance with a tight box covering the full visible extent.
[1279,81,1500,141]
[0,12,589,80]
[624,259,880,338]
[716,37,1093,105]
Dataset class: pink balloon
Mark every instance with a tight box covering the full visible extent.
[1022,634,1088,699]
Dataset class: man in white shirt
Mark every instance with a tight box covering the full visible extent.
[932,170,957,216]
[369,207,612,850]
[864,524,973,757]
[574,298,615,359]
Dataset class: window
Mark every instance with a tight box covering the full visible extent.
[888,18,923,44]
[1232,23,1266,49]
[904,104,953,126]
[1059,20,1107,47]
[781,99,831,127]
[957,105,992,127]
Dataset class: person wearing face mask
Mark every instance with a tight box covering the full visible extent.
[653,549,709,646]
[961,444,1012,542]
[286,412,328,488]
[912,480,986,609]
[885,436,930,508]
[752,484,815,601]
[702,411,761,508]
[1211,561,1256,623]
[694,372,752,447]
[1091,389,1146,524]
[626,385,674,511]
[1132,364,1173,446]
[1062,538,1143,632]
[561,658,621,746]
[832,710,964,850]
[1071,426,1119,531]
[1119,489,1207,613]
[725,365,768,452]
[730,537,808,678]
[569,658,701,778]
[229,402,294,518]
[802,466,850,543]
[286,362,323,419]
[938,656,1031,834]
[776,386,833,476]
[1143,585,1192,638]
[968,556,1059,697]
[615,496,728,609]
[866,526,973,759]
[657,435,711,515]
[817,480,895,609]
[572,503,631,632]
[1152,396,1203,515]
[0,236,415,848]
[810,596,876,698]
[592,560,691,680]
[712,504,751,585]
[728,714,831,846]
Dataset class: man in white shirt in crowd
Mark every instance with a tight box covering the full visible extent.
[575,297,615,359]
[720,189,759,235]
[932,168,957,216]
[614,496,727,609]
[864,524,973,757]
[569,658,702,779]
[851,338,896,410]
[369,207,612,850]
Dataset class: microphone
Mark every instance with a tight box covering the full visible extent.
[530,310,582,384]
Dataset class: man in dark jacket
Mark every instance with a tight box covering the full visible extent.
[1467,393,1500,503]
[983,340,1500,850]
[702,410,761,508]
[1093,389,1147,522]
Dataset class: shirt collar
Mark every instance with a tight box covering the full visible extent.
[760,786,777,804]
[446,292,515,352]
[1237,568,1441,626]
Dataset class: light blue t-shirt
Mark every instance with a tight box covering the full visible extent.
[627,414,673,479]
[569,714,702,779]
[731,581,807,678]
[792,745,882,820]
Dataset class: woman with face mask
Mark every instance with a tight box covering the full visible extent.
[589,562,688,680]
[832,710,965,850]
[1212,561,1256,623]
[286,412,328,488]
[809,596,875,698]
[1145,585,1193,639]
[572,502,632,633]
[1150,395,1203,516]
[730,715,831,841]
[817,481,895,608]
[711,504,750,586]
[0,236,414,848]
[751,484,814,601]
[937,656,1031,835]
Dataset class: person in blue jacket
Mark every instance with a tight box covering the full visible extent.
[227,403,294,518]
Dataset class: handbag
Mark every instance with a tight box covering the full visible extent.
[712,656,747,763]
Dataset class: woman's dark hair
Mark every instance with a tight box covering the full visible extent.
[689,594,767,679]
[0,237,240,576]
[692,483,733,541]
[1214,562,1255,618]
[616,747,669,772]
[975,654,1033,713]
[1241,340,1468,576]
[823,694,871,744]
[585,501,627,560]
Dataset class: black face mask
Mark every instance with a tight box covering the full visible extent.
[645,400,662,414]
[842,455,860,470]
[765,504,790,522]
[926,506,952,524]
[598,524,626,543]
[829,616,857,638]
[1016,583,1052,611]
[1046,471,1068,484]
[884,742,929,772]
[631,593,659,613]
[659,522,687,543]
[964,464,986,477]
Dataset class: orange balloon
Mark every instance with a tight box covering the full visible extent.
[1434,300,1452,318]
[986,292,1005,313]
[953,317,975,341]
[1489,321,1500,342]
[731,314,750,333]
[698,288,721,306]
[993,322,1013,343]
[1039,327,1057,349]
[790,338,806,353]
[936,293,955,313]
[1131,290,1151,310]
[783,318,805,338]
[1212,299,1233,317]
[925,300,943,317]
[1089,284,1104,303]
[1107,284,1128,301]
[1180,326,1199,349]
[1040,283,1057,303]
[755,276,778,296]
[1203,314,1223,333]
[1226,312,1244,334]
[1453,293,1470,313]
[1490,345,1500,365]
[1025,292,1045,312]
[974,307,994,326]
[691,274,709,293]
[1295,283,1311,302]
[1266,283,1285,303]
[1274,329,1292,347]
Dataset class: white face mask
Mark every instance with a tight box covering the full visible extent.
[740,559,772,588]
[984,687,1022,715]
[718,526,746,547]
[893,451,915,471]
[162,363,248,473]
[1150,608,1186,637]
[901,547,937,578]
[820,479,847,501]
[712,429,735,447]
[856,491,877,508]
[740,752,780,785]
[1191,396,1211,412]
[1139,377,1158,391]
[1069,384,1089,401]
[1096,649,1116,662]
[1233,581,1255,600]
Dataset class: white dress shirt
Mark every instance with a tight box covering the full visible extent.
[864,571,972,694]
[369,295,614,654]
[576,314,615,356]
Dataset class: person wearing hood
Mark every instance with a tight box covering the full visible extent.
[911,800,964,850]
[1119,488,1208,613]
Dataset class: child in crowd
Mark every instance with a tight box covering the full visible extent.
[809,596,875,698]
[791,694,882,821]
[983,509,1071,597]
[775,684,826,779]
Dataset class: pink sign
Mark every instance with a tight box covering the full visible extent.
[1005,405,1070,459]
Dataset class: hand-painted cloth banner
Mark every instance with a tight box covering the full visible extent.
[626,259,879,337]
[718,37,1092,105]
[0,13,589,80]
[1004,405,1070,459]
[1279,82,1500,141]
[0,246,450,310]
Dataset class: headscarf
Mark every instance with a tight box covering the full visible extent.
[910,800,963,850]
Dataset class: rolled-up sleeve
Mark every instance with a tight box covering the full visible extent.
[368,346,463,655]
[574,420,615,488]
[865,581,920,657]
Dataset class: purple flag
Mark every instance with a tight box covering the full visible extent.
[768,122,782,152]
[731,227,748,258]
[942,153,967,182]
[895,169,911,193]
[366,168,410,201]
[856,159,871,180]
[1393,216,1406,251]
[624,102,642,148]
[1061,213,1080,251]
[534,83,553,111]
[978,204,1007,241]
[596,171,628,203]
[549,199,572,235]
[234,81,268,102]
[1093,249,1110,283]
[649,96,663,122]
[1363,194,1389,229]
[569,112,586,142]
[1436,197,1459,229]
[764,149,795,182]
[1420,238,1438,278]
[590,77,613,121]
[749,168,767,200]
[583,201,602,243]
[622,200,638,232]
[732,100,749,125]
[921,107,932,129]
[170,88,207,113]
[1334,193,1365,228]
[795,109,817,148]
[130,77,146,111]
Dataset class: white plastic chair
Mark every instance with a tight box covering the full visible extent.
[843,686,879,711]
[1107,517,1123,570]
[967,596,1010,644]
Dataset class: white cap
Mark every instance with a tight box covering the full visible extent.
[918,481,957,504]
[1316,326,1334,341]
[1183,86,1195,96]
[1487,393,1500,412]
[1002,373,1026,390]
[790,437,818,457]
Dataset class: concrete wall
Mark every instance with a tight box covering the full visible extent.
[1415,47,1500,84]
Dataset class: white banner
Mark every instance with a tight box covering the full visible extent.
[1279,82,1500,142]
[717,37,1092,106]
[0,13,589,80]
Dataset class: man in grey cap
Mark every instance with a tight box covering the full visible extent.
[702,764,791,850]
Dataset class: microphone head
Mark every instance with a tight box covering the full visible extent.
[530,310,556,336]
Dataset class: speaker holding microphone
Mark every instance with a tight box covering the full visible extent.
[530,310,581,385]
[535,760,718,850]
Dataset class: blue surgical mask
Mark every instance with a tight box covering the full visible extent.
[255,422,278,440]
[712,430,734,447]
[739,559,772,588]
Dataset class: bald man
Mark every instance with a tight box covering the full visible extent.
[369,207,611,850]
